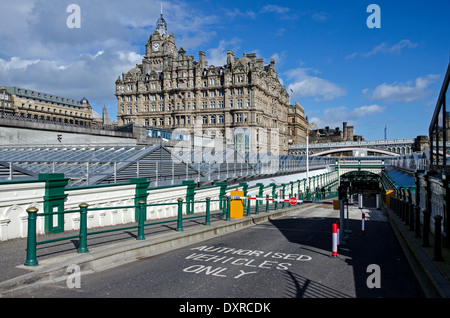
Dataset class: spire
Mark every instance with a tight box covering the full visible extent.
[156,3,167,36]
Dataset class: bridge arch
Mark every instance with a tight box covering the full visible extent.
[310,147,400,157]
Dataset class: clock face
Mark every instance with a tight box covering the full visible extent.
[153,43,160,51]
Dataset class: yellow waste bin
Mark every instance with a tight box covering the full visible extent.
[230,190,244,219]
[333,200,340,210]
[386,190,394,207]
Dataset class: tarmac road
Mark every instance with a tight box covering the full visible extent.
[6,203,425,300]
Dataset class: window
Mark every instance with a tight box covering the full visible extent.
[218,115,224,124]
[210,116,216,124]
[202,116,208,124]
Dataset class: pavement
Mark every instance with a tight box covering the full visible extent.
[1,197,450,298]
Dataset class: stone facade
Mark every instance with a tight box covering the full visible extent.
[115,14,292,154]
[0,86,97,128]
[309,122,364,143]
[287,102,308,145]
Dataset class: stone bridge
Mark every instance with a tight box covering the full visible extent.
[290,139,415,156]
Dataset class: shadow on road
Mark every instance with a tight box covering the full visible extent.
[268,203,425,298]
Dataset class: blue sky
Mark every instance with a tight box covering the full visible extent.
[1,0,449,141]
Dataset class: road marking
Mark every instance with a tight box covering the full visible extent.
[182,245,312,279]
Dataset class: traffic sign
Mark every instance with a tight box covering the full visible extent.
[289,197,297,205]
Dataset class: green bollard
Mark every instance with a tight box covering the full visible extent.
[24,207,39,266]
[255,196,259,215]
[177,198,184,231]
[266,194,270,212]
[137,200,146,240]
[78,203,89,253]
[246,197,251,216]
[205,197,211,226]
[222,195,227,219]
[226,196,231,221]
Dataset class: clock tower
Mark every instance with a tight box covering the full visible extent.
[143,12,177,73]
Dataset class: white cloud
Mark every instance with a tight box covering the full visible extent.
[366,74,440,103]
[224,8,256,19]
[312,12,330,22]
[309,104,386,130]
[0,57,40,71]
[261,4,290,15]
[347,39,418,59]
[286,68,346,101]
[365,40,418,57]
[0,49,143,108]
[349,104,386,118]
[206,38,242,66]
[0,0,219,118]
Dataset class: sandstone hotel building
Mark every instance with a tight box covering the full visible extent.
[115,13,306,155]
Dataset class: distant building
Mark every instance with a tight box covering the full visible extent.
[287,102,308,145]
[115,13,291,154]
[309,122,364,143]
[1,86,96,127]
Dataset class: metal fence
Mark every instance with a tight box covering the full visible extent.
[23,190,338,267]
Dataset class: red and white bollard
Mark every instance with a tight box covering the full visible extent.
[361,212,365,236]
[332,223,338,257]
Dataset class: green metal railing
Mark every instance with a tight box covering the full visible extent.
[24,191,338,267]
[24,197,227,266]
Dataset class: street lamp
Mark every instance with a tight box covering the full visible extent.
[306,122,318,187]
